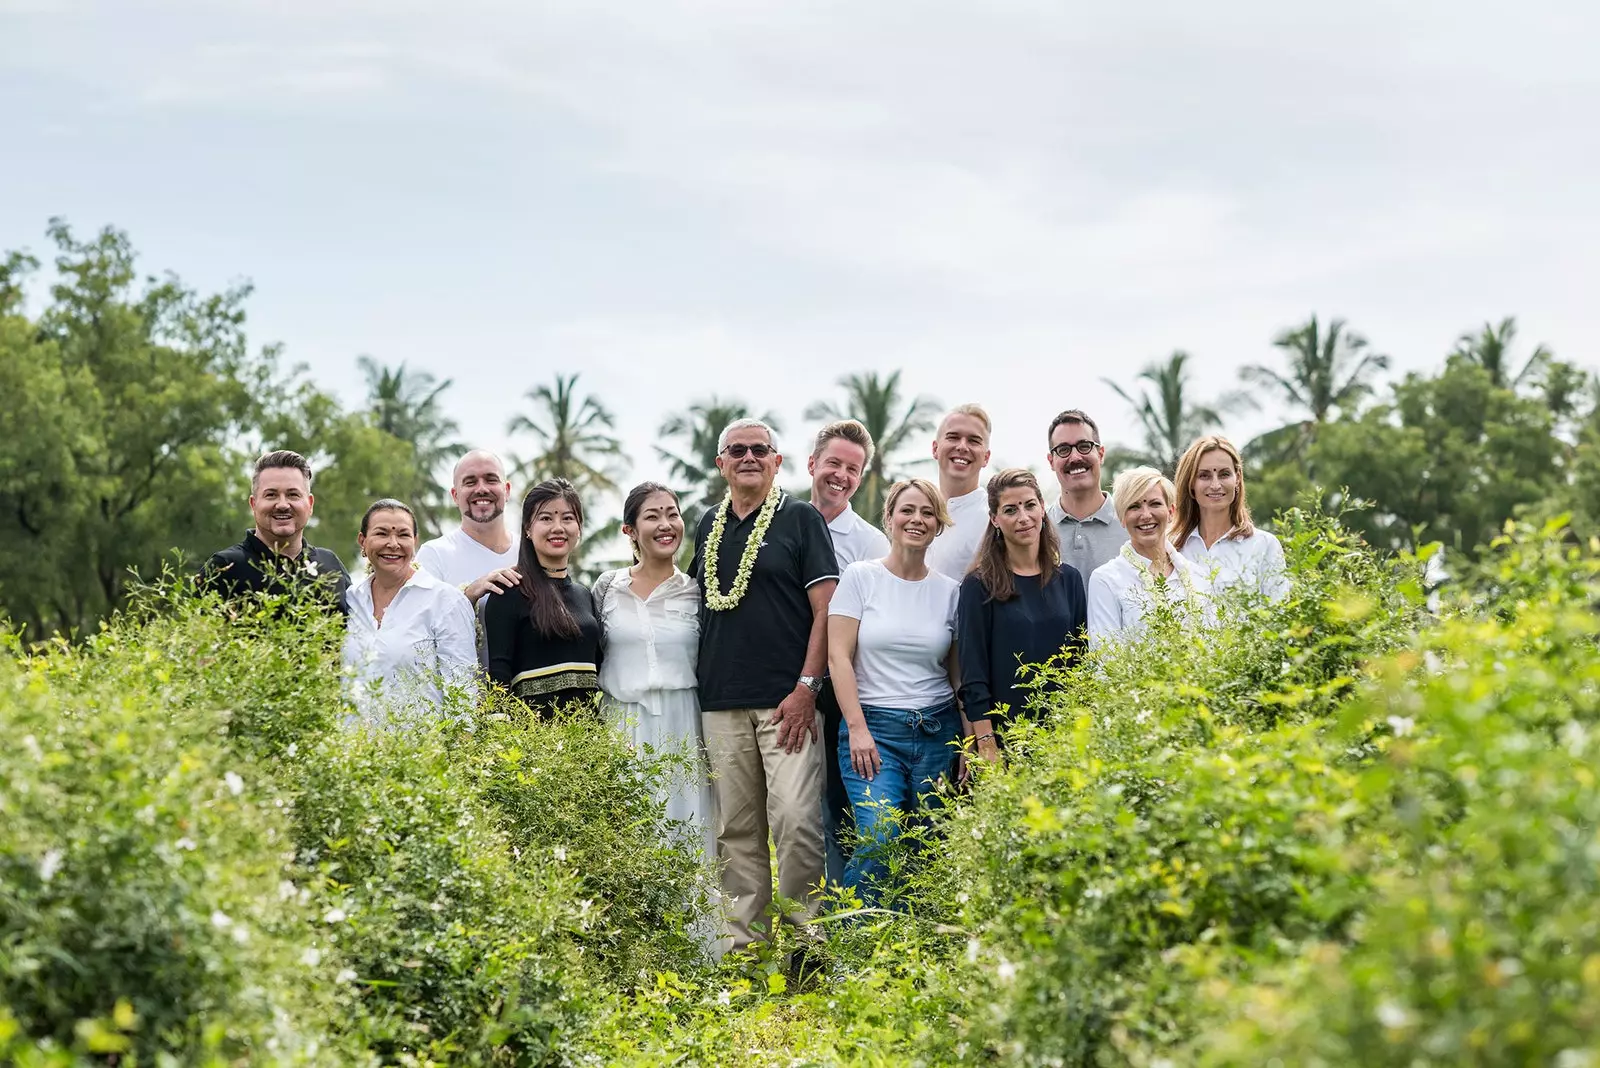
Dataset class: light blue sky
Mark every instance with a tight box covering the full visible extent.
[4,0,1597,521]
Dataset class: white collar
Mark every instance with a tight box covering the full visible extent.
[349,565,444,607]
[826,504,864,534]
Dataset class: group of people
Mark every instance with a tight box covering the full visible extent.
[200,404,1287,961]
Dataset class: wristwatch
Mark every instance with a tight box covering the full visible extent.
[798,675,824,694]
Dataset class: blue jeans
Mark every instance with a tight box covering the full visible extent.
[838,698,959,905]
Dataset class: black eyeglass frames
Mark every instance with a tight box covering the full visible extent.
[1050,440,1101,459]
[723,443,774,459]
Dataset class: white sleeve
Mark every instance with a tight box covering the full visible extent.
[829,562,870,619]
[1086,567,1122,647]
[436,589,482,699]
[1260,533,1290,603]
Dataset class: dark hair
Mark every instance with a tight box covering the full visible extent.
[253,449,314,490]
[359,498,416,537]
[973,468,1061,603]
[516,478,585,640]
[622,481,678,562]
[1046,409,1100,444]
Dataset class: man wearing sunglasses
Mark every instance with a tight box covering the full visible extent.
[692,418,839,961]
[1045,409,1128,580]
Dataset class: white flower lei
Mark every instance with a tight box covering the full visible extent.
[1121,541,1197,602]
[703,485,781,611]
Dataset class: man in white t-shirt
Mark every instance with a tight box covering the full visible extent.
[415,449,521,600]
[807,418,890,887]
[923,404,994,581]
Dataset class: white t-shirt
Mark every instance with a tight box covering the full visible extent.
[826,504,890,568]
[415,526,518,588]
[924,487,989,581]
[829,559,959,709]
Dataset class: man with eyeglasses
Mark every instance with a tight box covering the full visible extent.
[1045,409,1128,580]
[691,418,839,962]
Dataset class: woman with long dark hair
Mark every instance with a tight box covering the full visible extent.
[342,498,478,720]
[956,468,1088,756]
[483,478,603,715]
[594,482,716,870]
[1172,435,1288,601]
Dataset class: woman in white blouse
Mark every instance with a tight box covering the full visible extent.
[1086,468,1210,644]
[594,483,717,881]
[1172,435,1289,601]
[343,499,479,721]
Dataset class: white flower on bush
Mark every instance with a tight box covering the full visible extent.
[322,907,347,924]
[996,959,1017,983]
[554,846,567,862]
[211,910,233,929]
[224,771,245,796]
[1386,715,1415,738]
[176,837,197,851]
[1376,999,1411,1028]
[301,947,322,967]
[38,849,63,883]
[716,989,731,1007]
[336,968,358,984]
[22,734,43,761]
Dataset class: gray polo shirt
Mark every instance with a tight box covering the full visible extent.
[1048,492,1128,582]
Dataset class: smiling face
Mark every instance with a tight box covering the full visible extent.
[991,485,1044,552]
[526,496,582,568]
[932,413,991,492]
[1191,448,1239,519]
[886,485,940,552]
[357,508,417,582]
[808,438,868,514]
[625,490,684,565]
[451,452,510,525]
[1123,489,1173,555]
[250,467,314,545]
[1048,420,1104,498]
[714,424,782,497]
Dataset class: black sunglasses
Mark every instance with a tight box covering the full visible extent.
[1050,440,1101,458]
[723,443,774,459]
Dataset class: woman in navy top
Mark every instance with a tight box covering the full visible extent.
[957,468,1088,757]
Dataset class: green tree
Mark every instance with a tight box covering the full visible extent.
[804,370,941,526]
[1451,315,1550,391]
[0,220,258,638]
[1103,350,1233,476]
[356,356,461,537]
[1242,315,1389,465]
[506,373,623,494]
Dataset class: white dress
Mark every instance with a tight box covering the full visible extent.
[343,567,479,721]
[594,567,718,870]
[1086,545,1212,646]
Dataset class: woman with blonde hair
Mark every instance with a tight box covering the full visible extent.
[827,477,961,903]
[1087,466,1210,644]
[956,468,1088,755]
[1172,436,1288,601]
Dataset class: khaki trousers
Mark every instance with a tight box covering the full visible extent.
[701,706,825,953]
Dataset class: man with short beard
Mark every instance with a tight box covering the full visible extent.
[201,449,351,611]
[1045,409,1128,579]
[923,404,994,581]
[415,449,521,599]
[806,419,888,888]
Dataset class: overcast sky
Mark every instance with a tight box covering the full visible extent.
[4,0,1597,517]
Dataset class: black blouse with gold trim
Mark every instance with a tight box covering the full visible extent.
[482,579,602,713]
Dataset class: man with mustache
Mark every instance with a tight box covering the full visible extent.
[416,449,520,598]
[1045,409,1128,579]
[806,419,888,888]
[924,404,994,581]
[200,449,351,611]
[693,418,838,962]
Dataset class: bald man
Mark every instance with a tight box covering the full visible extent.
[416,449,521,601]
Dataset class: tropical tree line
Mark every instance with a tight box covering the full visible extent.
[1,220,1594,637]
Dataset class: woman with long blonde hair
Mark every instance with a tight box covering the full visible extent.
[1171,436,1288,601]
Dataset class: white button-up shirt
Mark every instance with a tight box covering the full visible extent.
[343,567,479,718]
[595,567,701,711]
[1177,527,1289,602]
[1087,547,1212,645]
[826,504,890,568]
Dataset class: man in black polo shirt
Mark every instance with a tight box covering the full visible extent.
[692,418,839,957]
[200,449,351,613]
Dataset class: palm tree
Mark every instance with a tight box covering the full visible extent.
[657,397,783,527]
[1452,316,1551,391]
[506,373,623,494]
[804,370,942,526]
[1103,351,1231,476]
[1241,315,1389,462]
[357,355,462,535]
